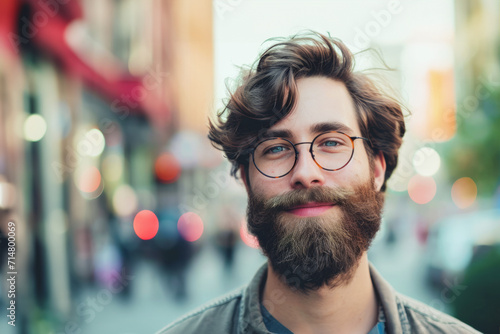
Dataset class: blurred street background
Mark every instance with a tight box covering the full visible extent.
[0,0,499,333]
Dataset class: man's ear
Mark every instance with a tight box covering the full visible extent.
[373,151,386,192]
[240,165,250,193]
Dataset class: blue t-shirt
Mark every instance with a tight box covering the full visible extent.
[260,303,386,334]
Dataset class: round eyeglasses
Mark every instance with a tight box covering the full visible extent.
[251,131,371,178]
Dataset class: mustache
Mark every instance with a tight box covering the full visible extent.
[262,186,355,212]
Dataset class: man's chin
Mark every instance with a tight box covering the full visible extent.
[271,256,361,294]
[269,248,361,294]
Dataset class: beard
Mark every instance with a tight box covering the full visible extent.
[247,178,384,294]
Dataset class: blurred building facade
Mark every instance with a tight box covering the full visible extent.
[0,0,218,332]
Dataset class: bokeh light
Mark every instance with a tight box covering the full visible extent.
[133,210,159,240]
[76,166,102,193]
[240,219,259,249]
[451,177,477,209]
[408,175,437,204]
[177,212,204,242]
[102,153,124,183]
[82,128,106,157]
[24,114,47,142]
[112,184,138,217]
[387,174,409,192]
[155,152,182,183]
[413,147,441,176]
[0,180,16,209]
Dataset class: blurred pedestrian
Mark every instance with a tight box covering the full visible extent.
[214,204,240,272]
[156,206,195,301]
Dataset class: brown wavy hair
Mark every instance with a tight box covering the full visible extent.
[208,32,406,191]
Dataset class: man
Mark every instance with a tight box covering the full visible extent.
[157,32,480,333]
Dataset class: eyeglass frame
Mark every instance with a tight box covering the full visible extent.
[250,131,372,178]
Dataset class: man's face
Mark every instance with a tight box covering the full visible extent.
[244,77,386,292]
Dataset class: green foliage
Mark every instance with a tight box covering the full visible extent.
[452,246,500,333]
[443,84,500,196]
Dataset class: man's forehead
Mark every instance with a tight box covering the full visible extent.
[263,121,356,139]
[261,77,361,139]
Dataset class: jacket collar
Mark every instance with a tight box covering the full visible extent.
[239,263,270,333]
[369,263,406,334]
[238,262,405,334]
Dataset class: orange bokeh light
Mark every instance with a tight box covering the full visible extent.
[78,166,102,193]
[155,153,181,183]
[239,220,259,249]
[408,175,436,205]
[451,177,477,209]
[177,212,204,242]
[133,210,159,240]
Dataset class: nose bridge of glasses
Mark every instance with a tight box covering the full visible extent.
[293,141,313,151]
[293,141,315,160]
[292,141,319,169]
[291,141,326,175]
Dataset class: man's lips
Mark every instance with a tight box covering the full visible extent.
[286,202,335,217]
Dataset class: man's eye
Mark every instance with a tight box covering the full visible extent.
[320,139,345,147]
[265,145,288,154]
[323,140,340,147]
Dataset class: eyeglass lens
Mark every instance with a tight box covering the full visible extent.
[253,132,355,177]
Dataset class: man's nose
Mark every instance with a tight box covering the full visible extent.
[289,145,325,189]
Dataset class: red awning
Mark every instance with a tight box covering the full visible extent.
[0,0,170,129]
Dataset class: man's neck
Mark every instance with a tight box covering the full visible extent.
[262,253,379,334]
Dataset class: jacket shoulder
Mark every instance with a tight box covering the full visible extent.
[396,293,481,333]
[155,287,244,334]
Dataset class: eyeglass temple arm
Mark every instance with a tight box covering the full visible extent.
[351,136,373,147]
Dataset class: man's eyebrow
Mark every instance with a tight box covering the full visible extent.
[263,129,293,139]
[310,122,355,135]
[262,122,354,140]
